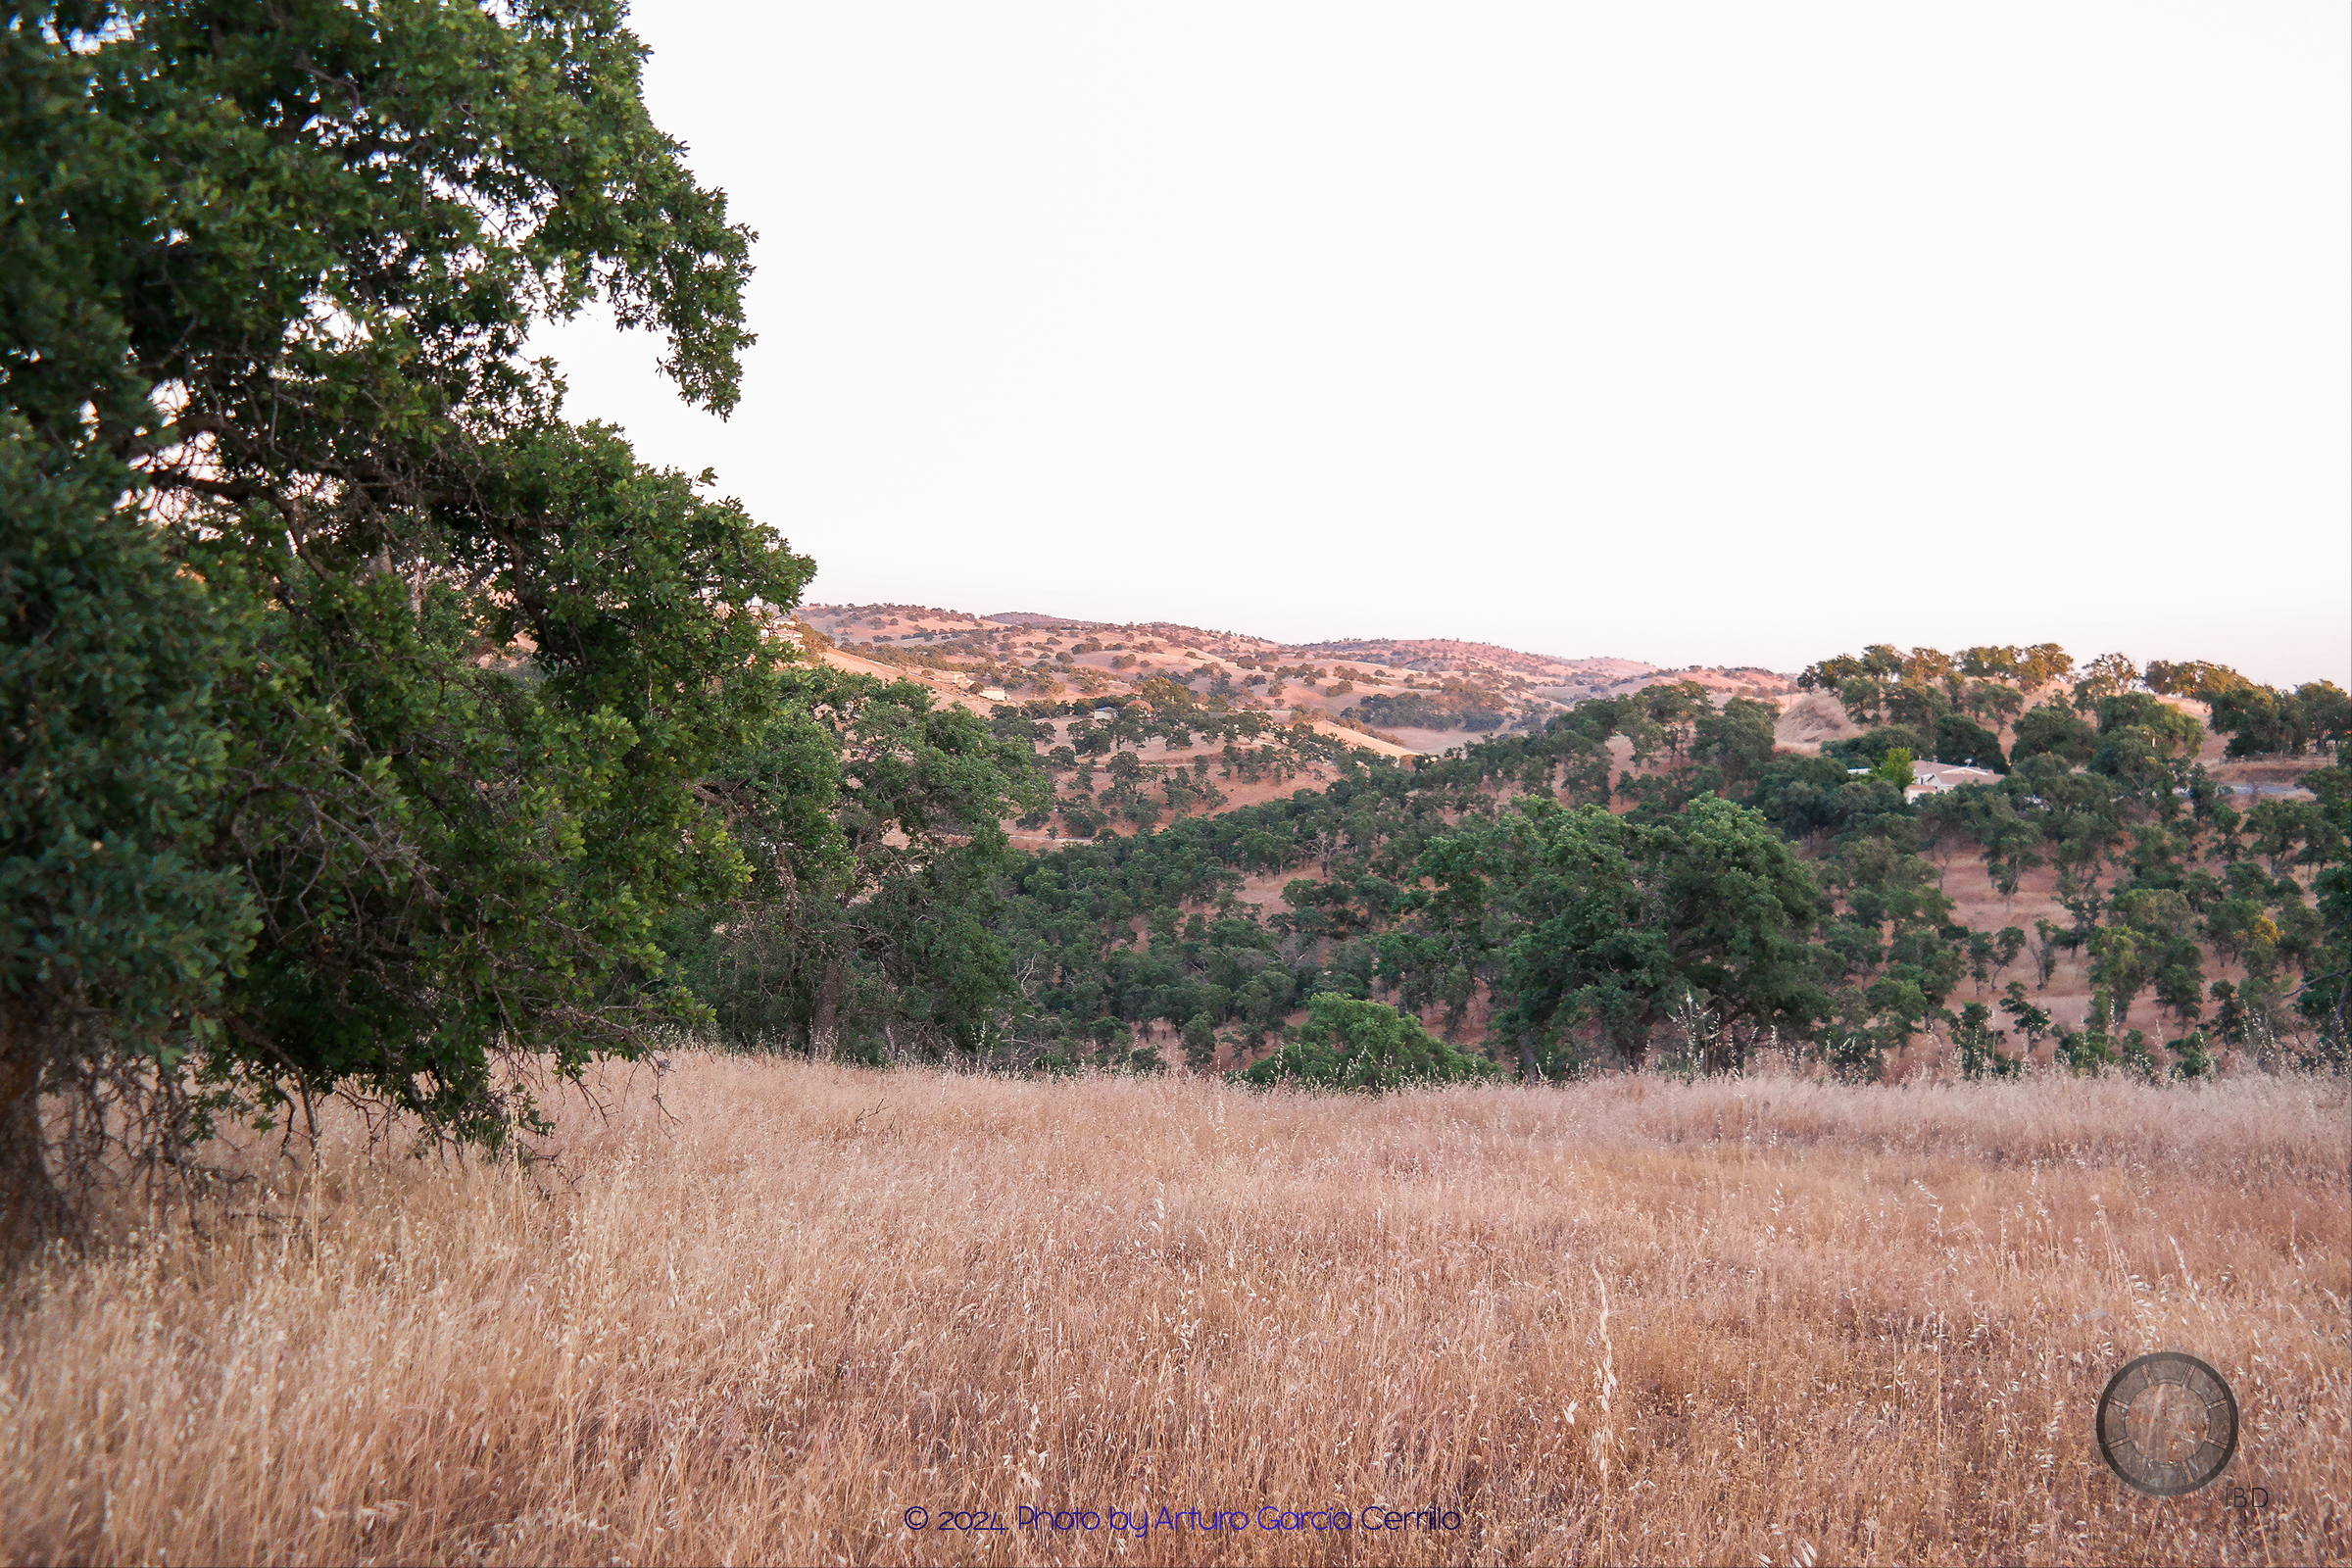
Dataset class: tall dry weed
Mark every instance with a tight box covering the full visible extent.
[2,1059,2345,1565]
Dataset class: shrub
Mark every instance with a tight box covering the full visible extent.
[1239,996,1500,1092]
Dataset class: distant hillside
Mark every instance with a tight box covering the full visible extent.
[984,611,1118,630]
[801,601,1801,756]
[1298,636,1635,681]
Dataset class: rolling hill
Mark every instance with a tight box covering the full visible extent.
[795,599,1799,754]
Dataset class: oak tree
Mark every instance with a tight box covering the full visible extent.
[4,0,799,1252]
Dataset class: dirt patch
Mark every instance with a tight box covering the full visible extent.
[2207,757,2328,785]
[1775,692,1860,752]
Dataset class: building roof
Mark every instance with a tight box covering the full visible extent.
[1905,760,2000,802]
[1912,760,1999,785]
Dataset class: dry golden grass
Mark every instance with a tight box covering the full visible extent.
[3,1058,2346,1567]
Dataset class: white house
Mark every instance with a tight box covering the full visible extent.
[1905,760,2000,804]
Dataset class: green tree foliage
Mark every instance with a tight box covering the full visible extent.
[2242,799,2329,877]
[1934,713,2007,771]
[1812,833,1971,1074]
[2202,681,2349,762]
[1955,1002,2021,1079]
[1837,677,1885,724]
[2015,644,2077,689]
[1750,756,1902,842]
[1,440,257,1239]
[1238,995,1498,1092]
[1638,680,1714,761]
[2144,660,2254,701]
[2207,685,2303,759]
[1181,1013,1220,1070]
[663,669,1049,1060]
[1827,726,1928,767]
[1963,680,2026,725]
[2301,684,2352,760]
[1958,643,2073,689]
[2299,767,2352,1059]
[1404,798,1827,1074]
[2095,694,2204,754]
[943,638,2328,1086]
[1810,643,2068,727]
[1798,644,1906,692]
[3,0,805,1250]
[2054,992,2159,1079]
[2011,703,2097,767]
[1353,690,1508,731]
[1997,982,2052,1054]
[1696,697,1780,791]
[978,630,2342,1083]
[1959,646,2022,681]
[2170,1029,2216,1079]
[2082,696,2205,811]
[2071,653,2140,710]
[1883,681,1951,735]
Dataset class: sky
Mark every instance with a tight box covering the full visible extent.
[533,3,2351,686]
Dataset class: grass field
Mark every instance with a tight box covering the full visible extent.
[2,1058,2346,1566]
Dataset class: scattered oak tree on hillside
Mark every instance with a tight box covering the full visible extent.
[959,651,2345,1083]
[1396,797,1828,1077]
[1805,643,2074,737]
[2209,681,2352,761]
[2011,703,2098,768]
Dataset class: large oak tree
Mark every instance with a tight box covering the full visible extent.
[3,1,808,1255]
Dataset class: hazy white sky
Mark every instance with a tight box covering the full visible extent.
[535,3,2350,685]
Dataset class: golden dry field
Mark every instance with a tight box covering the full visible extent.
[2,1058,2346,1567]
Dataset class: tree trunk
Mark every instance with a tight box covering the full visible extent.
[0,1005,74,1271]
[810,956,844,1061]
[1517,1030,1538,1082]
